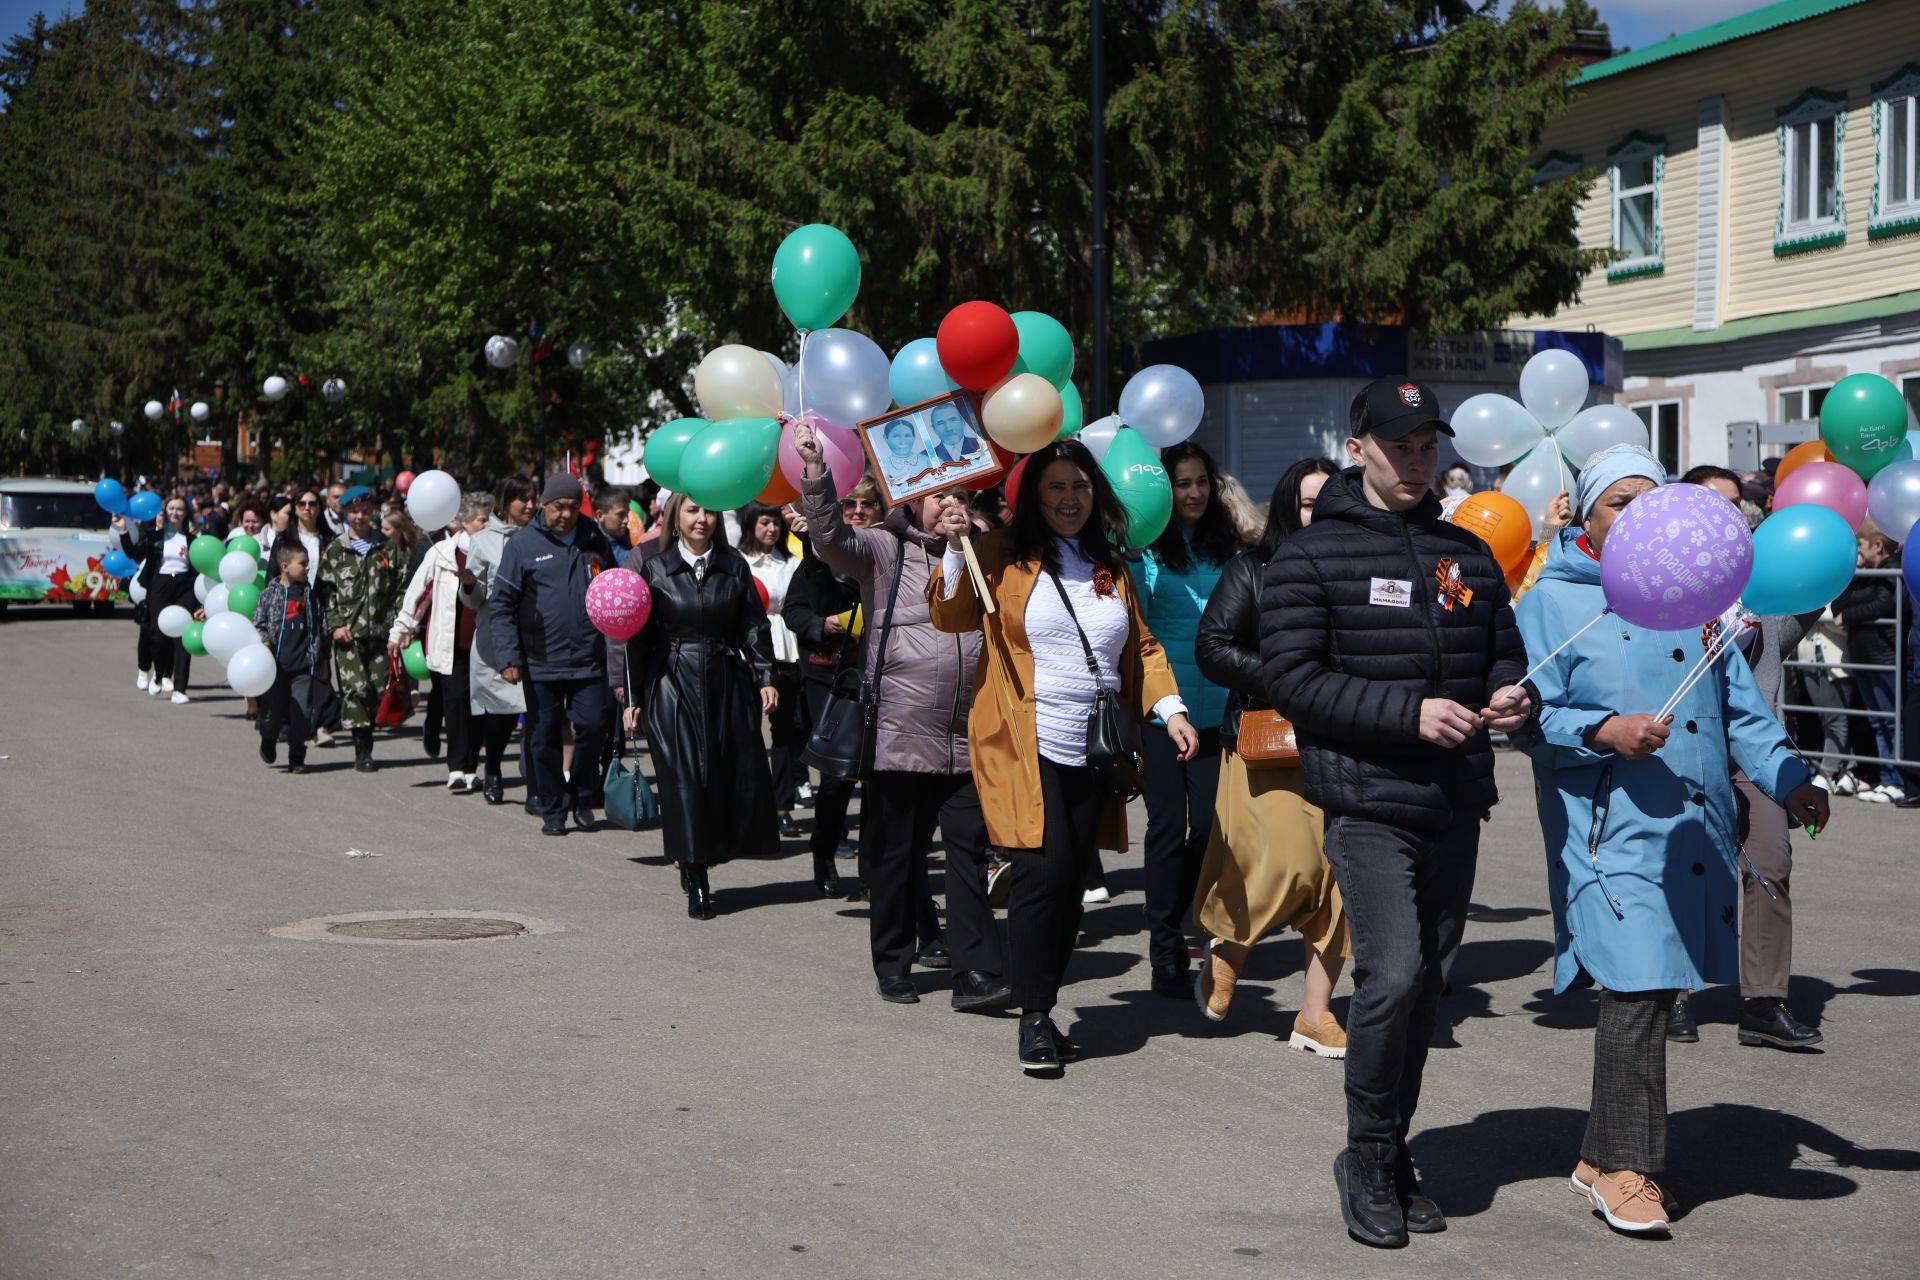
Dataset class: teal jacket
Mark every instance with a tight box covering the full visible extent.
[1139,535,1230,731]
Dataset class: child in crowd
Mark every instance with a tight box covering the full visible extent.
[252,542,331,773]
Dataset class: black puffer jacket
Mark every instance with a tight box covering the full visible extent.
[1194,548,1267,752]
[1834,551,1902,668]
[1258,467,1527,831]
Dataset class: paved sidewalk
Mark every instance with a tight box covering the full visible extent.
[2,615,1916,1278]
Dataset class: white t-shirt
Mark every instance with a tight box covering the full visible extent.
[158,531,190,576]
[744,549,799,664]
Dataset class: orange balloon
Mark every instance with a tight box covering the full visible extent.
[1774,439,1832,484]
[757,466,801,507]
[1449,490,1532,575]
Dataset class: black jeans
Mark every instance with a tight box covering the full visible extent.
[443,647,476,773]
[1008,759,1105,1013]
[860,772,1004,981]
[149,571,196,690]
[768,662,808,814]
[1141,723,1221,972]
[259,668,312,765]
[478,712,518,775]
[1321,815,1480,1162]
[525,676,611,817]
[803,677,856,858]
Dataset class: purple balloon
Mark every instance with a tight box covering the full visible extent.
[1599,485,1754,631]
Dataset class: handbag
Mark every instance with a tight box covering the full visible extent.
[802,547,906,781]
[1236,708,1300,769]
[602,750,659,831]
[1045,570,1145,800]
[373,650,415,726]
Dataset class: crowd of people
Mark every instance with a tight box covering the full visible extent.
[98,375,1916,1248]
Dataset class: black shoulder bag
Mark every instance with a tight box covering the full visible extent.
[802,547,906,781]
[1046,569,1146,800]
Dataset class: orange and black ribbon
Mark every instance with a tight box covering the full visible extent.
[1435,558,1473,612]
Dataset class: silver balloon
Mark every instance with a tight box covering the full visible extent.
[1554,403,1649,471]
[1451,393,1544,467]
[800,328,891,430]
[1505,438,1576,541]
[109,420,125,435]
[1078,414,1124,463]
[567,341,590,369]
[1518,348,1589,431]
[1117,365,1205,449]
[1866,459,1920,542]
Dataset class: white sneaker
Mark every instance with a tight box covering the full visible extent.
[1834,772,1860,796]
[136,670,150,691]
[447,771,465,790]
[1082,886,1111,905]
[170,692,190,705]
[796,782,815,806]
[1866,783,1905,803]
[147,680,162,698]
[160,677,175,694]
[1812,775,1832,793]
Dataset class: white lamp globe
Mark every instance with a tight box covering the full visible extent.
[189,401,210,422]
[485,335,520,369]
[262,375,289,402]
[321,377,346,404]
[143,400,164,420]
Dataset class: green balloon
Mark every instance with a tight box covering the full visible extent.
[226,581,261,619]
[228,534,261,563]
[643,418,708,492]
[1011,311,1075,389]
[1100,427,1172,549]
[771,224,862,331]
[1820,373,1911,481]
[188,534,226,578]
[1054,381,1085,441]
[254,570,269,591]
[182,620,207,657]
[402,638,430,680]
[682,417,782,512]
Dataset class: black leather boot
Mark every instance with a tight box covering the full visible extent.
[1666,992,1698,1043]
[481,766,505,804]
[686,864,715,920]
[352,727,377,772]
[813,852,842,899]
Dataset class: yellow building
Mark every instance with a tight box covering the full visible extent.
[1514,0,1920,471]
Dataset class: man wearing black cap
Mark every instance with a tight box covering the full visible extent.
[488,474,618,836]
[1259,378,1533,1248]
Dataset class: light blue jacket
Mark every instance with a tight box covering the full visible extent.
[1513,531,1810,995]
[1139,537,1229,731]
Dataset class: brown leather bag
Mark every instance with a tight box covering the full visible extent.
[1237,709,1299,768]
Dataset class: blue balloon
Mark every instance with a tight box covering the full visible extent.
[1742,503,1857,616]
[102,550,138,579]
[94,477,127,515]
[128,491,161,522]
[889,336,958,409]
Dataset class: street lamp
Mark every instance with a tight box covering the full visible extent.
[485,335,519,369]
[485,328,577,483]
[322,377,346,405]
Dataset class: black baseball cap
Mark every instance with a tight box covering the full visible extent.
[1351,377,1454,440]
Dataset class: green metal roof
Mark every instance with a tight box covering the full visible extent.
[1617,288,1920,351]
[1576,0,1870,85]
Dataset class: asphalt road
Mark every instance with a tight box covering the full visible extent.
[3,613,1917,1279]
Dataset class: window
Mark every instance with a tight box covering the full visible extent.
[1775,89,1848,255]
[1902,376,1920,430]
[1871,64,1920,240]
[1778,384,1833,427]
[1532,151,1586,243]
[1629,401,1681,475]
[1606,133,1664,280]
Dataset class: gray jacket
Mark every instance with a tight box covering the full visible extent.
[462,516,527,715]
[801,473,980,775]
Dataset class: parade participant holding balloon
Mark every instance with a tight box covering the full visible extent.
[618,493,779,919]
[1511,446,1828,1238]
[464,476,535,805]
[252,542,330,773]
[930,439,1196,1069]
[1258,379,1530,1249]
[390,492,488,793]
[738,504,807,835]
[320,495,407,773]
[134,496,200,703]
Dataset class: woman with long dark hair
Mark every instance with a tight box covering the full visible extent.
[126,495,200,704]
[1191,457,1349,1055]
[738,503,807,836]
[930,439,1198,1072]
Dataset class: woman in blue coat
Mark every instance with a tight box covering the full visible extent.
[1512,446,1829,1237]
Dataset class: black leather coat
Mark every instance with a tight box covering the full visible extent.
[1193,548,1268,752]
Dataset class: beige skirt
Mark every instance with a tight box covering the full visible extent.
[1194,748,1350,958]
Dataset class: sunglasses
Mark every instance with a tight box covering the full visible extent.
[296,499,318,507]
[840,498,879,510]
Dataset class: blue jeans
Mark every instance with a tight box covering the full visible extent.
[1856,671,1900,775]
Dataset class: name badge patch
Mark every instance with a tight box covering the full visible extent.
[1370,577,1413,607]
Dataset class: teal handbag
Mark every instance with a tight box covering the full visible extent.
[602,750,658,831]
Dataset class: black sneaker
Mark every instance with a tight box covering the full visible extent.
[1396,1151,1446,1233]
[572,805,597,832]
[779,814,803,839]
[915,940,952,970]
[951,971,1012,1013]
[541,814,568,837]
[877,976,919,1004]
[1150,964,1189,999]
[1666,993,1699,1043]
[1738,997,1824,1049]
[1335,1148,1408,1249]
[1018,1019,1061,1073]
[259,738,276,766]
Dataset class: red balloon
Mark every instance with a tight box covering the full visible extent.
[936,301,1019,391]
[1002,456,1029,516]
[964,441,1015,492]
[395,471,415,494]
[752,576,770,612]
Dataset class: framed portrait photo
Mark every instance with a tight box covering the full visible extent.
[856,392,1004,507]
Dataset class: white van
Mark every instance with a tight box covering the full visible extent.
[0,477,124,615]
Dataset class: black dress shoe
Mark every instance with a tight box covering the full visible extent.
[260,739,276,766]
[572,805,597,832]
[1396,1152,1446,1233]
[1666,993,1699,1043]
[423,726,440,758]
[915,940,952,970]
[1335,1149,1408,1249]
[287,762,309,775]
[1045,1017,1080,1063]
[1896,793,1920,808]
[1018,1019,1061,1073]
[877,976,920,1004]
[541,814,568,837]
[679,862,692,893]
[482,769,505,805]
[779,814,803,839]
[1150,964,1190,999]
[686,865,715,920]
[951,971,1012,1012]
[1738,997,1824,1049]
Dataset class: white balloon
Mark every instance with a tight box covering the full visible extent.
[193,575,212,604]
[128,575,147,605]
[157,604,192,637]
[1078,414,1124,463]
[406,468,461,529]
[1505,438,1576,542]
[224,643,277,698]
[217,549,258,587]
[1451,393,1545,467]
[1518,349,1589,431]
[202,610,255,663]
[204,583,231,617]
[759,350,788,383]
[1554,403,1649,470]
[1118,365,1205,448]
[695,343,785,420]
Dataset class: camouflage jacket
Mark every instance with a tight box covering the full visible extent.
[320,534,406,640]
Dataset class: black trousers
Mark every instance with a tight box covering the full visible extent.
[525,677,611,817]
[1583,989,1677,1172]
[443,648,476,773]
[423,678,444,749]
[478,712,518,774]
[1008,759,1105,1013]
[1321,815,1480,1161]
[860,771,1005,980]
[803,677,856,857]
[768,662,808,814]
[258,668,312,765]
[149,571,196,690]
[1141,723,1222,972]
[135,603,156,672]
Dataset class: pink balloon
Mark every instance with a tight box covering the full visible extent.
[585,567,652,642]
[777,412,866,499]
[1772,460,1867,531]
[395,470,415,494]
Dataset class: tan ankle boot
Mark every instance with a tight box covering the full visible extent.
[1288,1011,1347,1059]
[1195,937,1244,1022]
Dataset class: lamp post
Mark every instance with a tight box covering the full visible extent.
[262,375,289,483]
[320,377,346,488]
[487,326,575,485]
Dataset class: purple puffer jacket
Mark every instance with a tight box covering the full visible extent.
[801,473,980,775]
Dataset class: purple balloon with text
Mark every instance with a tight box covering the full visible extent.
[1599,485,1753,631]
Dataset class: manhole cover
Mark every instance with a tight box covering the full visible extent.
[329,916,526,941]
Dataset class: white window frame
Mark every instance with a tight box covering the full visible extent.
[1629,401,1682,475]
[1775,88,1848,255]
[1606,132,1664,281]
[1777,383,1835,427]
[1870,64,1920,241]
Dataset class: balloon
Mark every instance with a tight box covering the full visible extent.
[128,575,147,604]
[94,478,127,514]
[965,441,1016,493]
[936,302,1019,391]
[1010,311,1074,389]
[401,639,431,680]
[1505,438,1576,541]
[1820,373,1910,481]
[228,534,261,563]
[204,583,231,617]
[1118,364,1205,449]
[202,610,255,663]
[193,575,212,605]
[751,576,770,612]
[157,604,192,637]
[981,373,1065,453]
[681,417,782,512]
[695,344,785,421]
[888,337,959,408]
[1078,413,1123,463]
[1002,456,1030,516]
[102,550,138,579]
[642,418,708,491]
[1055,381,1084,441]
[1772,460,1867,531]
[771,223,862,331]
[1600,484,1754,630]
[832,607,865,638]
[757,465,801,507]
[406,468,460,529]
[225,643,277,698]
[1743,504,1857,616]
[1865,459,1920,542]
[225,581,260,620]
[1100,427,1173,549]
[395,470,415,495]
[1907,534,1920,605]
[218,549,259,587]
[759,350,788,384]
[188,534,226,578]
[128,491,161,522]
[585,566,653,642]
[1774,439,1831,484]
[1451,393,1544,467]
[800,328,892,429]
[182,622,207,657]
[777,414,866,499]
[1447,491,1532,575]
[1518,348,1590,431]
[1554,403,1649,470]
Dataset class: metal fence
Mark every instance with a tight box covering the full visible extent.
[1775,566,1917,777]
